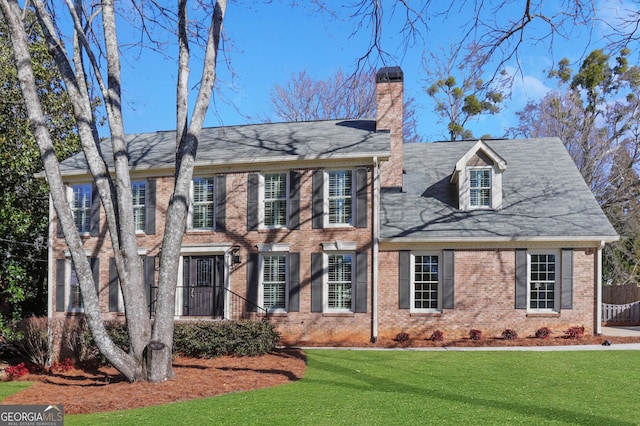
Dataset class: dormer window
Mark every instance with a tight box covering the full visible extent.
[451,140,506,211]
[469,168,491,208]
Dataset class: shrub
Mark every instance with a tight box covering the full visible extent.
[535,327,553,339]
[82,320,130,365]
[7,317,50,371]
[501,329,518,340]
[469,329,483,340]
[564,326,585,339]
[173,320,280,358]
[429,330,444,342]
[51,358,74,372]
[394,332,410,342]
[6,362,29,380]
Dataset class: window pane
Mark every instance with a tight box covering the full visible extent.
[328,254,352,310]
[70,265,83,309]
[264,173,287,226]
[192,178,214,229]
[328,170,352,224]
[530,254,556,309]
[414,255,438,309]
[72,184,92,233]
[263,255,286,310]
[469,169,491,207]
[132,181,146,231]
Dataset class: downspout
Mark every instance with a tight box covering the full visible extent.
[596,240,604,335]
[47,194,54,366]
[372,156,380,343]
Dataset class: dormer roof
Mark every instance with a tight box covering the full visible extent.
[450,139,507,184]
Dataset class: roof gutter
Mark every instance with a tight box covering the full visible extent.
[380,235,620,245]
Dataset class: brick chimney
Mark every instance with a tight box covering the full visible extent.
[376,66,403,189]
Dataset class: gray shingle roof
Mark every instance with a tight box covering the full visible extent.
[381,137,618,241]
[58,119,390,175]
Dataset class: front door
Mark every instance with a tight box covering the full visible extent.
[183,255,225,316]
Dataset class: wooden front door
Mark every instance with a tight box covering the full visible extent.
[183,256,225,316]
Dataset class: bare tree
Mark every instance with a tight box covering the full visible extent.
[270,68,376,122]
[269,67,422,142]
[0,0,226,382]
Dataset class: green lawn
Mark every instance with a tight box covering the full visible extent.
[3,349,639,425]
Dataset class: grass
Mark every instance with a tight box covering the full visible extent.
[2,349,640,425]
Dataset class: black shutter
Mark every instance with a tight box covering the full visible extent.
[90,258,100,301]
[561,249,574,309]
[246,253,259,312]
[144,256,155,310]
[215,175,226,232]
[355,168,368,228]
[442,249,455,309]
[515,248,527,309]
[108,258,119,312]
[146,179,156,235]
[355,251,368,313]
[311,253,324,312]
[90,184,100,237]
[56,259,65,312]
[398,251,410,309]
[57,217,64,238]
[288,252,300,312]
[289,171,301,230]
[312,170,324,229]
[182,257,190,315]
[247,173,259,231]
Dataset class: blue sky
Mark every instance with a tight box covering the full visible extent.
[115,0,636,142]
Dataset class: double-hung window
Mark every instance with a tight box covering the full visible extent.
[263,173,288,228]
[69,263,83,311]
[261,254,287,311]
[412,253,440,311]
[529,252,557,311]
[192,177,215,229]
[327,170,353,226]
[131,181,146,232]
[327,253,353,311]
[71,184,92,233]
[469,168,491,208]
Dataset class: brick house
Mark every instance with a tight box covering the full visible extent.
[47,67,618,345]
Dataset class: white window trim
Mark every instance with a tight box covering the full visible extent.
[131,180,147,234]
[68,183,92,235]
[323,252,355,313]
[410,251,443,313]
[188,177,215,231]
[258,253,289,313]
[527,249,560,313]
[259,172,289,229]
[467,167,492,209]
[323,169,355,228]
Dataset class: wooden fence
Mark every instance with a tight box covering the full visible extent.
[603,284,640,304]
[602,301,640,325]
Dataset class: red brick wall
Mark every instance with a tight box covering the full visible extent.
[51,167,376,345]
[377,248,597,341]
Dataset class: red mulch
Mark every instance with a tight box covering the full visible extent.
[1,349,306,414]
[2,335,640,414]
